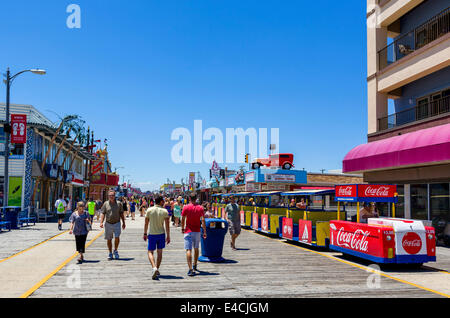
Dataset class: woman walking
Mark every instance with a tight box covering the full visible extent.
[173,197,183,227]
[140,197,148,217]
[129,198,137,220]
[69,201,92,264]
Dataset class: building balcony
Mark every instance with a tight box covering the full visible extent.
[379,7,450,70]
[378,95,449,131]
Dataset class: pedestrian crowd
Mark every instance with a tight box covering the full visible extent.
[58,190,242,279]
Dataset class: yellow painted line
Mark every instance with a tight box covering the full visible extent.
[251,230,450,298]
[20,230,104,298]
[0,230,70,264]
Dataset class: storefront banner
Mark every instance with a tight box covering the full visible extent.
[226,176,235,186]
[10,114,27,144]
[266,174,295,183]
[8,176,23,206]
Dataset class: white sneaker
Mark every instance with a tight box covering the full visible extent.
[152,268,158,280]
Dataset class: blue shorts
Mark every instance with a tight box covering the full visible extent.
[184,232,201,250]
[147,234,166,251]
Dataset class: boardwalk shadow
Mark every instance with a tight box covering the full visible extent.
[157,275,184,280]
[79,260,100,264]
[115,258,135,261]
[234,248,249,251]
[194,270,220,276]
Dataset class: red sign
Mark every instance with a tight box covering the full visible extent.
[402,232,422,255]
[282,217,293,240]
[10,114,27,144]
[298,220,312,244]
[261,214,269,232]
[358,184,397,198]
[252,213,259,230]
[335,185,357,197]
[330,221,395,259]
[240,210,245,225]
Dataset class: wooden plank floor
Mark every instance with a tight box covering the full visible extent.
[28,217,444,298]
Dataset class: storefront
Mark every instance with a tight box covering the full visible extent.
[343,123,450,224]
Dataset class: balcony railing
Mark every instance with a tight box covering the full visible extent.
[378,95,450,131]
[378,7,450,70]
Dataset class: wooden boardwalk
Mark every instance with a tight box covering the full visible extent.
[27,216,446,298]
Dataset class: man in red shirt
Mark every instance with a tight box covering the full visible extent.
[181,193,207,277]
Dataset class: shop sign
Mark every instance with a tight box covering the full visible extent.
[245,171,255,182]
[245,183,261,192]
[240,210,245,226]
[189,172,196,185]
[267,184,286,191]
[210,160,220,178]
[10,114,27,144]
[226,176,235,186]
[72,172,84,185]
[266,174,295,183]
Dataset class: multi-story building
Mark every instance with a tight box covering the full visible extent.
[343,0,449,222]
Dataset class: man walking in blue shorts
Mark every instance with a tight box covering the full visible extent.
[143,196,171,280]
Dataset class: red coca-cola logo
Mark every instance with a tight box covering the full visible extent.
[402,232,422,255]
[364,186,390,197]
[335,227,370,252]
[337,186,355,196]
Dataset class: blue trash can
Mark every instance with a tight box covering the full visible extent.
[199,218,229,263]
[3,206,21,230]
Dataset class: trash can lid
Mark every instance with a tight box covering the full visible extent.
[205,218,228,226]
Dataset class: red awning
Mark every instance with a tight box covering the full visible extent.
[343,123,450,173]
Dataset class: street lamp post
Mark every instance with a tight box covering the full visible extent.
[3,68,46,207]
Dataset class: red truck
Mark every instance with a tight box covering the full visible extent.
[251,153,294,170]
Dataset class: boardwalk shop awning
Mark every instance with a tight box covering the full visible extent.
[280,189,335,196]
[252,191,282,196]
[233,192,255,196]
[343,123,450,173]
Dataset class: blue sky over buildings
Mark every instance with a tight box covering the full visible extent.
[0,1,368,191]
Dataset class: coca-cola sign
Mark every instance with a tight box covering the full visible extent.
[335,227,370,252]
[358,184,396,198]
[402,232,422,255]
[335,185,357,197]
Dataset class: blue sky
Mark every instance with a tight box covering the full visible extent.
[0,0,368,191]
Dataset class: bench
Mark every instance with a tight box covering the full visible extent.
[37,209,53,222]
[18,210,36,227]
[0,212,12,232]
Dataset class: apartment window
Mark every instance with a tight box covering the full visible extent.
[411,184,428,220]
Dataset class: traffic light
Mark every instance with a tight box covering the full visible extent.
[245,153,249,163]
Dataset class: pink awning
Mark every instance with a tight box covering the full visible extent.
[343,123,450,173]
